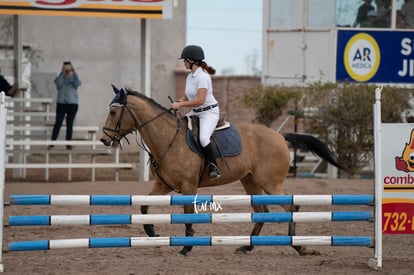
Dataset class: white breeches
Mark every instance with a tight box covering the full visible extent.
[187,107,219,147]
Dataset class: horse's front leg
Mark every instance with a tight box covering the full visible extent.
[141,205,159,237]
[179,204,195,256]
[141,182,171,238]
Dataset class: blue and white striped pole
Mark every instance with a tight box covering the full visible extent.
[9,211,373,226]
[9,194,374,206]
[8,235,373,252]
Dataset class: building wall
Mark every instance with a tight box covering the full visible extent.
[13,1,186,130]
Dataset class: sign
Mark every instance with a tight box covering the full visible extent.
[0,0,172,19]
[382,123,414,234]
[336,29,414,83]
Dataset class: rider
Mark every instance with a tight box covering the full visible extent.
[171,45,221,179]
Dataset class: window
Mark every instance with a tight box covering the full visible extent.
[336,0,405,29]
[269,0,301,28]
[308,0,336,28]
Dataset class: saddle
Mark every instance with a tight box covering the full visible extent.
[186,113,242,158]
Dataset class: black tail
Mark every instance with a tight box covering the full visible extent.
[283,133,349,173]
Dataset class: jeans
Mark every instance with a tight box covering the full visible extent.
[51,103,78,140]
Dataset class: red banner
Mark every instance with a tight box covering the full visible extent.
[382,202,414,234]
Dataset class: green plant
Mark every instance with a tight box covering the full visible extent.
[241,85,302,127]
[242,82,413,176]
[303,82,412,175]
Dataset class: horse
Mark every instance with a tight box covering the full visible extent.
[100,85,348,256]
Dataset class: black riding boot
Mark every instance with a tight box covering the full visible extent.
[203,143,221,179]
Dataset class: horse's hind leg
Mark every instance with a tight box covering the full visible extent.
[281,204,304,255]
[236,177,267,254]
[235,204,268,254]
[281,204,320,256]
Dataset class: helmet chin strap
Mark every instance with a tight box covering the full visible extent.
[185,58,200,71]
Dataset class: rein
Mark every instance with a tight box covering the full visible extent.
[103,99,182,193]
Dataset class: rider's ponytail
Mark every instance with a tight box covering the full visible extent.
[200,61,216,75]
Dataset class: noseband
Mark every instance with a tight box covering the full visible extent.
[102,104,139,143]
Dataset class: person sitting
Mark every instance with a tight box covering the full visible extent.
[0,68,18,97]
[171,45,221,179]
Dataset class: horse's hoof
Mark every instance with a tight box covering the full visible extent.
[297,247,321,256]
[179,246,192,256]
[235,245,254,254]
[178,250,188,256]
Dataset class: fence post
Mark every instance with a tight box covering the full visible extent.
[0,91,7,272]
[370,86,383,270]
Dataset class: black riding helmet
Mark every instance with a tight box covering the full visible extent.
[179,45,205,61]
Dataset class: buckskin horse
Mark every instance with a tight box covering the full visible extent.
[100,85,348,256]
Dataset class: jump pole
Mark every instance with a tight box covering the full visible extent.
[0,92,7,272]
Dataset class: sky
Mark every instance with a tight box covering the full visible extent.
[186,0,263,76]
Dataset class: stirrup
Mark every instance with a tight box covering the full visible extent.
[208,163,221,179]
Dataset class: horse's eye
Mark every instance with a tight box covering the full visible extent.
[110,110,116,116]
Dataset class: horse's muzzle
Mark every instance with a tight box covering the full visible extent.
[100,137,112,146]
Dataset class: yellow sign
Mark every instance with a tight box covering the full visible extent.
[0,0,172,19]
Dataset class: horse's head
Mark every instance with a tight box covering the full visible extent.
[100,84,138,146]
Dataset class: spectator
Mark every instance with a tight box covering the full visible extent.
[48,61,81,150]
[374,0,391,27]
[354,0,375,27]
[401,0,414,28]
[366,10,378,27]
[397,11,407,28]
[0,67,18,97]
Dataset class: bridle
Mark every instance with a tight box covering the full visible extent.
[102,104,138,143]
[102,103,170,144]
[102,97,182,193]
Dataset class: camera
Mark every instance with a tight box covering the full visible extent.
[63,61,72,71]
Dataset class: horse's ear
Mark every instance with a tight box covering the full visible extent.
[119,88,127,104]
[111,83,120,95]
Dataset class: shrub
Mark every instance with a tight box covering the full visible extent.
[242,82,413,176]
[241,85,302,127]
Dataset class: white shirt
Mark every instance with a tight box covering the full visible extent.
[185,67,217,108]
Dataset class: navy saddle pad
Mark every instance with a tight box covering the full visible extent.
[186,124,242,158]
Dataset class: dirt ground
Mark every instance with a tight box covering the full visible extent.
[2,177,413,275]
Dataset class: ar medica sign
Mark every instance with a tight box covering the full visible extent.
[336,29,414,83]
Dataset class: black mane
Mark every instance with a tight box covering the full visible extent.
[125,89,173,115]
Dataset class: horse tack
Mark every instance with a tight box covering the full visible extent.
[187,114,232,155]
[100,85,349,256]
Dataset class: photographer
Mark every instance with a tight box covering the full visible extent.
[48,61,82,150]
[0,67,18,97]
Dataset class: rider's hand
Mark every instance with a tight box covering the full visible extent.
[171,101,181,110]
